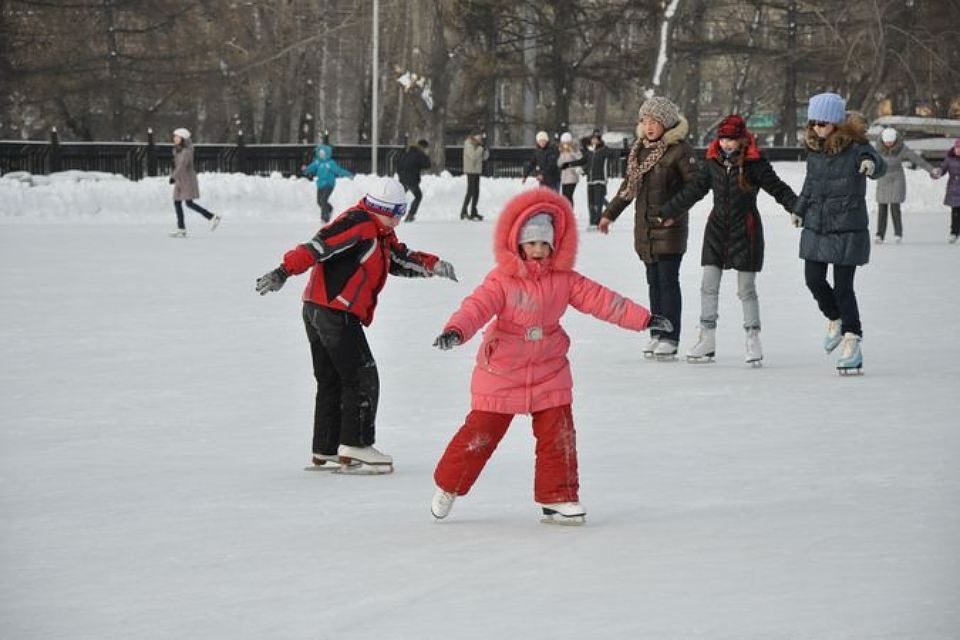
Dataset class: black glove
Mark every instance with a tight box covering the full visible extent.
[256,266,288,295]
[432,330,462,350]
[647,314,673,333]
[168,176,175,184]
[559,162,571,171]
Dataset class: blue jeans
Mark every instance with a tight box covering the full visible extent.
[644,255,682,344]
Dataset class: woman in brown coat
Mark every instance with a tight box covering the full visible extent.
[169,127,220,238]
[599,97,698,359]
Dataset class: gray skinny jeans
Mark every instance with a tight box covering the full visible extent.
[699,265,760,331]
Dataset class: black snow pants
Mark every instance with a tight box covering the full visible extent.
[303,302,380,454]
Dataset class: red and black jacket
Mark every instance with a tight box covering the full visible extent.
[660,135,797,272]
[282,200,439,325]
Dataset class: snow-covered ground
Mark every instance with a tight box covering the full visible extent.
[2,166,959,639]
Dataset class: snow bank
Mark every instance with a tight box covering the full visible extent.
[0,162,950,223]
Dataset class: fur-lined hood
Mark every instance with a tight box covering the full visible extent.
[804,112,869,155]
[635,116,690,146]
[493,188,577,278]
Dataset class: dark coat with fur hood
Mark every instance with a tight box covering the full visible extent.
[794,114,886,266]
[660,134,797,272]
[602,117,698,264]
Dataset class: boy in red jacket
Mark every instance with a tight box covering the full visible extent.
[256,178,457,473]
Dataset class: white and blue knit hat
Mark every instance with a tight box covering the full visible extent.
[364,178,408,218]
[807,93,846,124]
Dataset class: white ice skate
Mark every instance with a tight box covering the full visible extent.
[334,444,394,475]
[835,332,863,376]
[168,229,187,238]
[874,235,883,244]
[686,327,716,363]
[209,214,222,231]
[653,341,678,362]
[304,453,359,472]
[950,234,959,244]
[823,318,842,353]
[894,235,902,244]
[431,488,457,520]
[744,328,763,367]
[642,336,660,359]
[539,502,586,526]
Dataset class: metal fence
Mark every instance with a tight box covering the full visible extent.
[0,131,812,181]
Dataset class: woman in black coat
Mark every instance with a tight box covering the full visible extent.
[660,115,797,365]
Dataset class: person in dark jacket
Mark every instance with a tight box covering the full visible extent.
[522,131,561,191]
[396,139,432,222]
[255,178,458,472]
[169,127,220,238]
[564,129,622,229]
[792,93,886,374]
[660,114,798,365]
[599,96,699,359]
[931,138,960,243]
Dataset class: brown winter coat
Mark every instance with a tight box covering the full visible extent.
[172,140,200,201]
[602,117,698,263]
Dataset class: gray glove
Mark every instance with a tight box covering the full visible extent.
[432,330,462,350]
[433,260,458,282]
[646,314,673,333]
[859,159,875,176]
[256,266,288,295]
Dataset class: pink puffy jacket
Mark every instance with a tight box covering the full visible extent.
[444,189,651,415]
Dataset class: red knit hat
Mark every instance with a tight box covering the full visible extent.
[717,114,746,139]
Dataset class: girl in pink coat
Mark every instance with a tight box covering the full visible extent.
[430,188,671,525]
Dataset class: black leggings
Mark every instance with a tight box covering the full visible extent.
[174,200,214,229]
[303,303,379,454]
[587,183,607,226]
[403,182,423,220]
[461,174,480,216]
[876,203,902,239]
[952,206,960,236]
[804,260,861,337]
[561,183,576,206]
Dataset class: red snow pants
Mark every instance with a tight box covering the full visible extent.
[433,405,579,504]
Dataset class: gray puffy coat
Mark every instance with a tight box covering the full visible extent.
[795,116,887,266]
[873,132,933,204]
[172,140,200,201]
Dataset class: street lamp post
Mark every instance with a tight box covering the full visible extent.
[371,0,379,175]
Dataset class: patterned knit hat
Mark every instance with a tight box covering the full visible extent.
[638,96,680,129]
[518,213,554,248]
[717,114,747,139]
[364,178,408,218]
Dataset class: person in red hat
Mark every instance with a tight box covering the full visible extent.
[659,114,798,366]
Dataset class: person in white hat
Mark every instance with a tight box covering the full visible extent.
[556,131,583,207]
[872,126,935,244]
[168,128,221,238]
[521,130,561,191]
[255,177,458,474]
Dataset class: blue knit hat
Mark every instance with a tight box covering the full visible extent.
[807,93,846,124]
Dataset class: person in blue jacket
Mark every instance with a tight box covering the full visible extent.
[301,143,354,222]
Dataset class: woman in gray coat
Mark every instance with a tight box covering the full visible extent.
[793,93,885,374]
[169,128,220,238]
[872,127,934,243]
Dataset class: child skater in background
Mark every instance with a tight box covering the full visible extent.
[872,127,935,244]
[659,114,797,366]
[931,138,960,243]
[301,143,354,223]
[429,189,671,525]
[791,93,885,375]
[255,178,458,473]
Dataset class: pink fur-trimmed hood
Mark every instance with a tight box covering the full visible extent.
[493,188,578,276]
